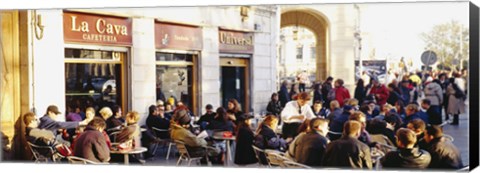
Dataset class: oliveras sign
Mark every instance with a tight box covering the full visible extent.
[63,12,132,45]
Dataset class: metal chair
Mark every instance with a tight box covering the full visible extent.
[108,131,121,147]
[27,142,58,163]
[152,127,176,159]
[67,156,104,164]
[174,140,205,166]
[282,160,312,169]
[252,145,268,166]
[264,149,290,167]
[458,165,469,171]
[443,134,454,142]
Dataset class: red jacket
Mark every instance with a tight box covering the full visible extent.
[335,86,351,107]
[369,84,390,106]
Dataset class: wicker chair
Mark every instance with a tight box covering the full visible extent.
[174,140,208,166]
[251,145,268,166]
[282,160,312,169]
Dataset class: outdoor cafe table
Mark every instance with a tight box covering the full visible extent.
[211,133,235,166]
[110,147,147,165]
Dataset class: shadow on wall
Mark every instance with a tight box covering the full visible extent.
[9,113,32,161]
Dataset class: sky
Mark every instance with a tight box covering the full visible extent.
[358,2,469,70]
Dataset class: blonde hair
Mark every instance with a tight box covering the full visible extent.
[99,107,113,120]
[126,111,140,124]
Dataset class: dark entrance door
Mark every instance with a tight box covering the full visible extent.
[220,58,250,112]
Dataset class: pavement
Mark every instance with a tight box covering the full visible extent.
[441,104,470,166]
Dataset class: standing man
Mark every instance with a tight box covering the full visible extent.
[369,77,390,106]
[322,120,372,169]
[321,77,334,106]
[281,92,315,140]
[423,77,443,125]
[333,79,351,107]
[297,70,309,92]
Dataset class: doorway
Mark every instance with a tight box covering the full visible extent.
[220,58,250,113]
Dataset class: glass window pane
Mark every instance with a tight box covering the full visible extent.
[65,51,124,118]
[156,65,193,109]
[65,48,121,61]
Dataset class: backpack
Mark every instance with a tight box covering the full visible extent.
[452,83,466,100]
[327,88,336,101]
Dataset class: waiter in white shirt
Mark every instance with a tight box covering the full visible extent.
[281,92,315,139]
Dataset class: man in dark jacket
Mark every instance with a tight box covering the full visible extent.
[197,104,216,130]
[294,118,329,167]
[321,77,334,106]
[322,120,372,169]
[278,80,291,107]
[328,105,354,140]
[424,126,463,169]
[73,117,110,163]
[381,128,431,169]
[38,105,91,136]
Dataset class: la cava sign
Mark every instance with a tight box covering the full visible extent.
[64,12,132,45]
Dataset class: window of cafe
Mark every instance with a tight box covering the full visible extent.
[63,11,132,113]
[154,22,202,113]
[155,52,195,110]
[64,48,126,112]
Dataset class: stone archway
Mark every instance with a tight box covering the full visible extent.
[281,8,329,81]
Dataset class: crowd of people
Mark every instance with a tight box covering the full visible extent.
[20,69,467,170]
[258,70,467,169]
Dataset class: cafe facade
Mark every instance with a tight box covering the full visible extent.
[0,6,279,144]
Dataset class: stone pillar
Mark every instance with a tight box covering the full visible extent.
[199,26,221,115]
[131,18,156,125]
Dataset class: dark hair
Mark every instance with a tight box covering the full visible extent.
[112,105,121,115]
[421,99,431,106]
[271,93,278,100]
[326,76,333,81]
[357,79,364,87]
[23,112,36,126]
[425,125,443,138]
[215,107,229,123]
[359,104,370,113]
[366,119,387,134]
[88,117,107,130]
[206,104,213,110]
[385,113,403,130]
[148,105,157,116]
[335,79,344,86]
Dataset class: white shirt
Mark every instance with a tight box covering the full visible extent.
[281,100,315,124]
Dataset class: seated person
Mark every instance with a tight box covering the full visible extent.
[115,111,141,150]
[380,128,431,169]
[348,111,373,146]
[312,100,328,118]
[206,107,235,132]
[197,104,216,130]
[38,105,91,136]
[146,105,170,138]
[294,118,330,167]
[24,112,56,146]
[366,118,395,153]
[234,114,258,166]
[328,105,354,140]
[403,104,429,127]
[73,117,110,163]
[170,107,220,164]
[326,100,342,123]
[254,114,287,151]
[100,107,123,132]
[322,120,372,169]
[423,126,464,169]
[71,107,102,151]
[407,119,428,149]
